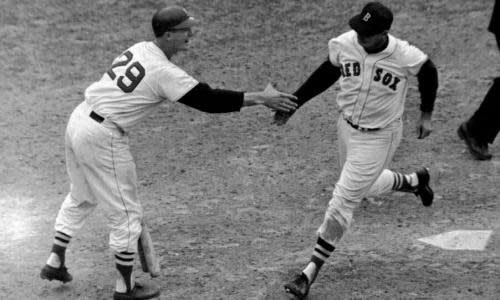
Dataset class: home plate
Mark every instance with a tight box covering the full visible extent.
[418,230,493,250]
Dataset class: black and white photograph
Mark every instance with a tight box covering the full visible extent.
[1,0,499,299]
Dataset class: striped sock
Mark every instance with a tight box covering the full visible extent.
[47,231,71,268]
[115,251,135,293]
[392,171,418,192]
[303,236,335,283]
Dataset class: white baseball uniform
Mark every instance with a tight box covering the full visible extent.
[55,41,198,252]
[317,30,428,245]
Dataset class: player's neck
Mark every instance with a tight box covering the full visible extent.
[364,35,389,54]
[154,39,175,59]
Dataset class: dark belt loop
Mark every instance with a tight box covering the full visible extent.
[89,111,104,123]
[88,110,125,135]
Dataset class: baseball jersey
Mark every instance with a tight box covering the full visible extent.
[328,30,428,129]
[85,41,199,131]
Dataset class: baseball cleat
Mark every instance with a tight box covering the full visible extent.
[284,273,310,300]
[40,264,73,283]
[457,123,492,160]
[113,281,160,300]
[414,168,433,207]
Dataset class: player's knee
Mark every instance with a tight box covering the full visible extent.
[326,195,354,226]
[108,217,142,252]
[109,227,141,253]
[332,182,362,204]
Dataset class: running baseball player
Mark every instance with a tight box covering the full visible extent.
[39,5,297,300]
[275,2,438,299]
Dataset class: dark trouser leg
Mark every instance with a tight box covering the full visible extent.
[467,77,500,144]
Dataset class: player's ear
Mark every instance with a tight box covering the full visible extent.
[162,32,172,40]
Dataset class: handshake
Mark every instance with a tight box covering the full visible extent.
[246,83,299,125]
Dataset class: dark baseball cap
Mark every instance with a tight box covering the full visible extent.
[152,6,196,37]
[348,2,393,36]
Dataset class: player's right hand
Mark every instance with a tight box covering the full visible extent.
[260,83,298,113]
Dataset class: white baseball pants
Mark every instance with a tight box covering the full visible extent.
[54,101,142,253]
[317,116,403,245]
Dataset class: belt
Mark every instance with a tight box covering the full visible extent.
[345,118,380,132]
[89,110,125,134]
[89,111,104,123]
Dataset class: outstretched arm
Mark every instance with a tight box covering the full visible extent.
[178,82,297,113]
[416,58,438,139]
[274,59,341,125]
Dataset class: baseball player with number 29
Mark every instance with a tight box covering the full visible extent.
[276,2,439,299]
[39,5,297,300]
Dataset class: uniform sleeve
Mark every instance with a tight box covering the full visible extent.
[398,41,429,76]
[156,63,199,102]
[328,38,342,67]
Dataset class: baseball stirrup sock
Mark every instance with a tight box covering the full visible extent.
[47,231,72,268]
[304,236,335,283]
[392,172,418,192]
[115,251,135,293]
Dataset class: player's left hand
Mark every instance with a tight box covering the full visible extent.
[416,111,432,139]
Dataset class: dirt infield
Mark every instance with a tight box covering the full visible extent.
[1,0,499,299]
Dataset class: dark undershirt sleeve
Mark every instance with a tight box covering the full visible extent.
[488,0,500,50]
[293,59,341,107]
[177,82,244,113]
[488,0,500,35]
[417,59,439,113]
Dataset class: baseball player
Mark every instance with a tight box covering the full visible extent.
[39,5,297,300]
[457,0,500,160]
[275,2,438,299]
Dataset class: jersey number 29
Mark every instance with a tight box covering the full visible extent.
[107,51,145,93]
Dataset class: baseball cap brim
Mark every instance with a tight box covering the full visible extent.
[348,14,380,36]
[171,16,197,29]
